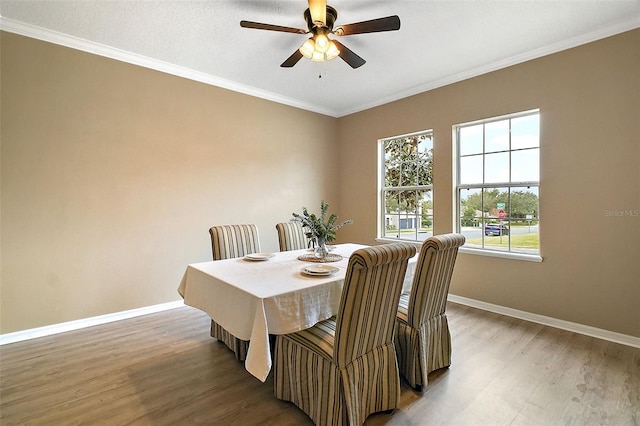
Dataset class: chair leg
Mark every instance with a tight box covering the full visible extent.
[210,319,249,361]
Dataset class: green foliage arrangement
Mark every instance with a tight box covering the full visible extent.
[292,201,352,243]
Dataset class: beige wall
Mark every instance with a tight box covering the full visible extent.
[2,29,639,338]
[337,29,640,337]
[0,33,339,333]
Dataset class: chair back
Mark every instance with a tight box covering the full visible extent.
[407,233,465,327]
[275,221,308,251]
[334,243,416,366]
[209,224,261,260]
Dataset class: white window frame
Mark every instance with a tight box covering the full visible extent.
[454,109,542,262]
[377,129,434,245]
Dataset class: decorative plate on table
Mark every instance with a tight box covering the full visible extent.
[244,253,275,261]
[300,264,340,277]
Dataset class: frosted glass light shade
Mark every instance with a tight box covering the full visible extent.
[299,39,315,58]
[298,36,340,62]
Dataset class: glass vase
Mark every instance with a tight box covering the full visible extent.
[314,236,329,259]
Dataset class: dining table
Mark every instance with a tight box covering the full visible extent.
[178,243,417,382]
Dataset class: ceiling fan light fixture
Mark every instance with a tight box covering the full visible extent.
[299,38,315,58]
[314,33,330,53]
[326,41,340,60]
[299,35,339,62]
[310,51,326,62]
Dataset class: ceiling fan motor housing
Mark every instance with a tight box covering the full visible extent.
[304,5,337,31]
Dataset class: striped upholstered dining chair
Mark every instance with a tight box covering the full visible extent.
[394,233,465,391]
[208,224,261,361]
[275,221,309,251]
[274,243,416,425]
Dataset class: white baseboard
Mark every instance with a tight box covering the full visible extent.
[3,297,638,349]
[448,294,640,349]
[0,300,185,345]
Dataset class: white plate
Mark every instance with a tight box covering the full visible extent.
[301,264,339,276]
[244,253,275,261]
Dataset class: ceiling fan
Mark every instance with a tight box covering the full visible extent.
[240,0,400,69]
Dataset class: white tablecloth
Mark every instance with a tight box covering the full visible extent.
[178,243,417,381]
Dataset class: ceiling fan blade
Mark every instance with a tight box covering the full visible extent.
[281,50,304,68]
[334,15,401,36]
[308,0,327,27]
[332,40,365,69]
[240,20,307,34]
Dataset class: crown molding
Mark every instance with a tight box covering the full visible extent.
[0,17,338,117]
[336,17,640,117]
[2,16,638,118]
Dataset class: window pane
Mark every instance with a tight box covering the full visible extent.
[460,155,483,184]
[416,154,433,186]
[419,189,432,207]
[459,188,483,248]
[512,114,540,149]
[385,211,419,240]
[385,159,400,187]
[403,138,417,186]
[508,186,539,254]
[484,152,509,183]
[509,187,539,221]
[401,159,416,186]
[385,190,401,214]
[511,148,539,182]
[384,141,393,162]
[419,188,433,240]
[459,125,483,155]
[396,218,418,241]
[482,187,508,218]
[482,186,510,251]
[384,214,401,239]
[403,190,419,214]
[485,119,509,153]
[386,190,420,214]
[419,215,433,240]
[418,134,433,154]
[483,225,510,251]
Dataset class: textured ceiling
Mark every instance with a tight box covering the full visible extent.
[1,1,639,117]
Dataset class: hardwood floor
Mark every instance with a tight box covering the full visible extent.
[1,303,638,425]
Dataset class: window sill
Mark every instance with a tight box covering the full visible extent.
[459,246,543,262]
[375,238,425,249]
[376,238,543,262]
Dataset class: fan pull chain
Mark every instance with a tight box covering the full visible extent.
[318,61,328,79]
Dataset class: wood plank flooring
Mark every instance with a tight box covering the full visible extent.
[1,302,638,425]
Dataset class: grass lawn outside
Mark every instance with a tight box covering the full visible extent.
[468,231,539,249]
[386,226,539,251]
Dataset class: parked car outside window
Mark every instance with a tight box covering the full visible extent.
[484,224,509,236]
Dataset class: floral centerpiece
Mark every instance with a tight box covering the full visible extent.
[293,201,352,259]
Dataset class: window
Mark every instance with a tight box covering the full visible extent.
[379,130,433,242]
[455,110,540,257]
